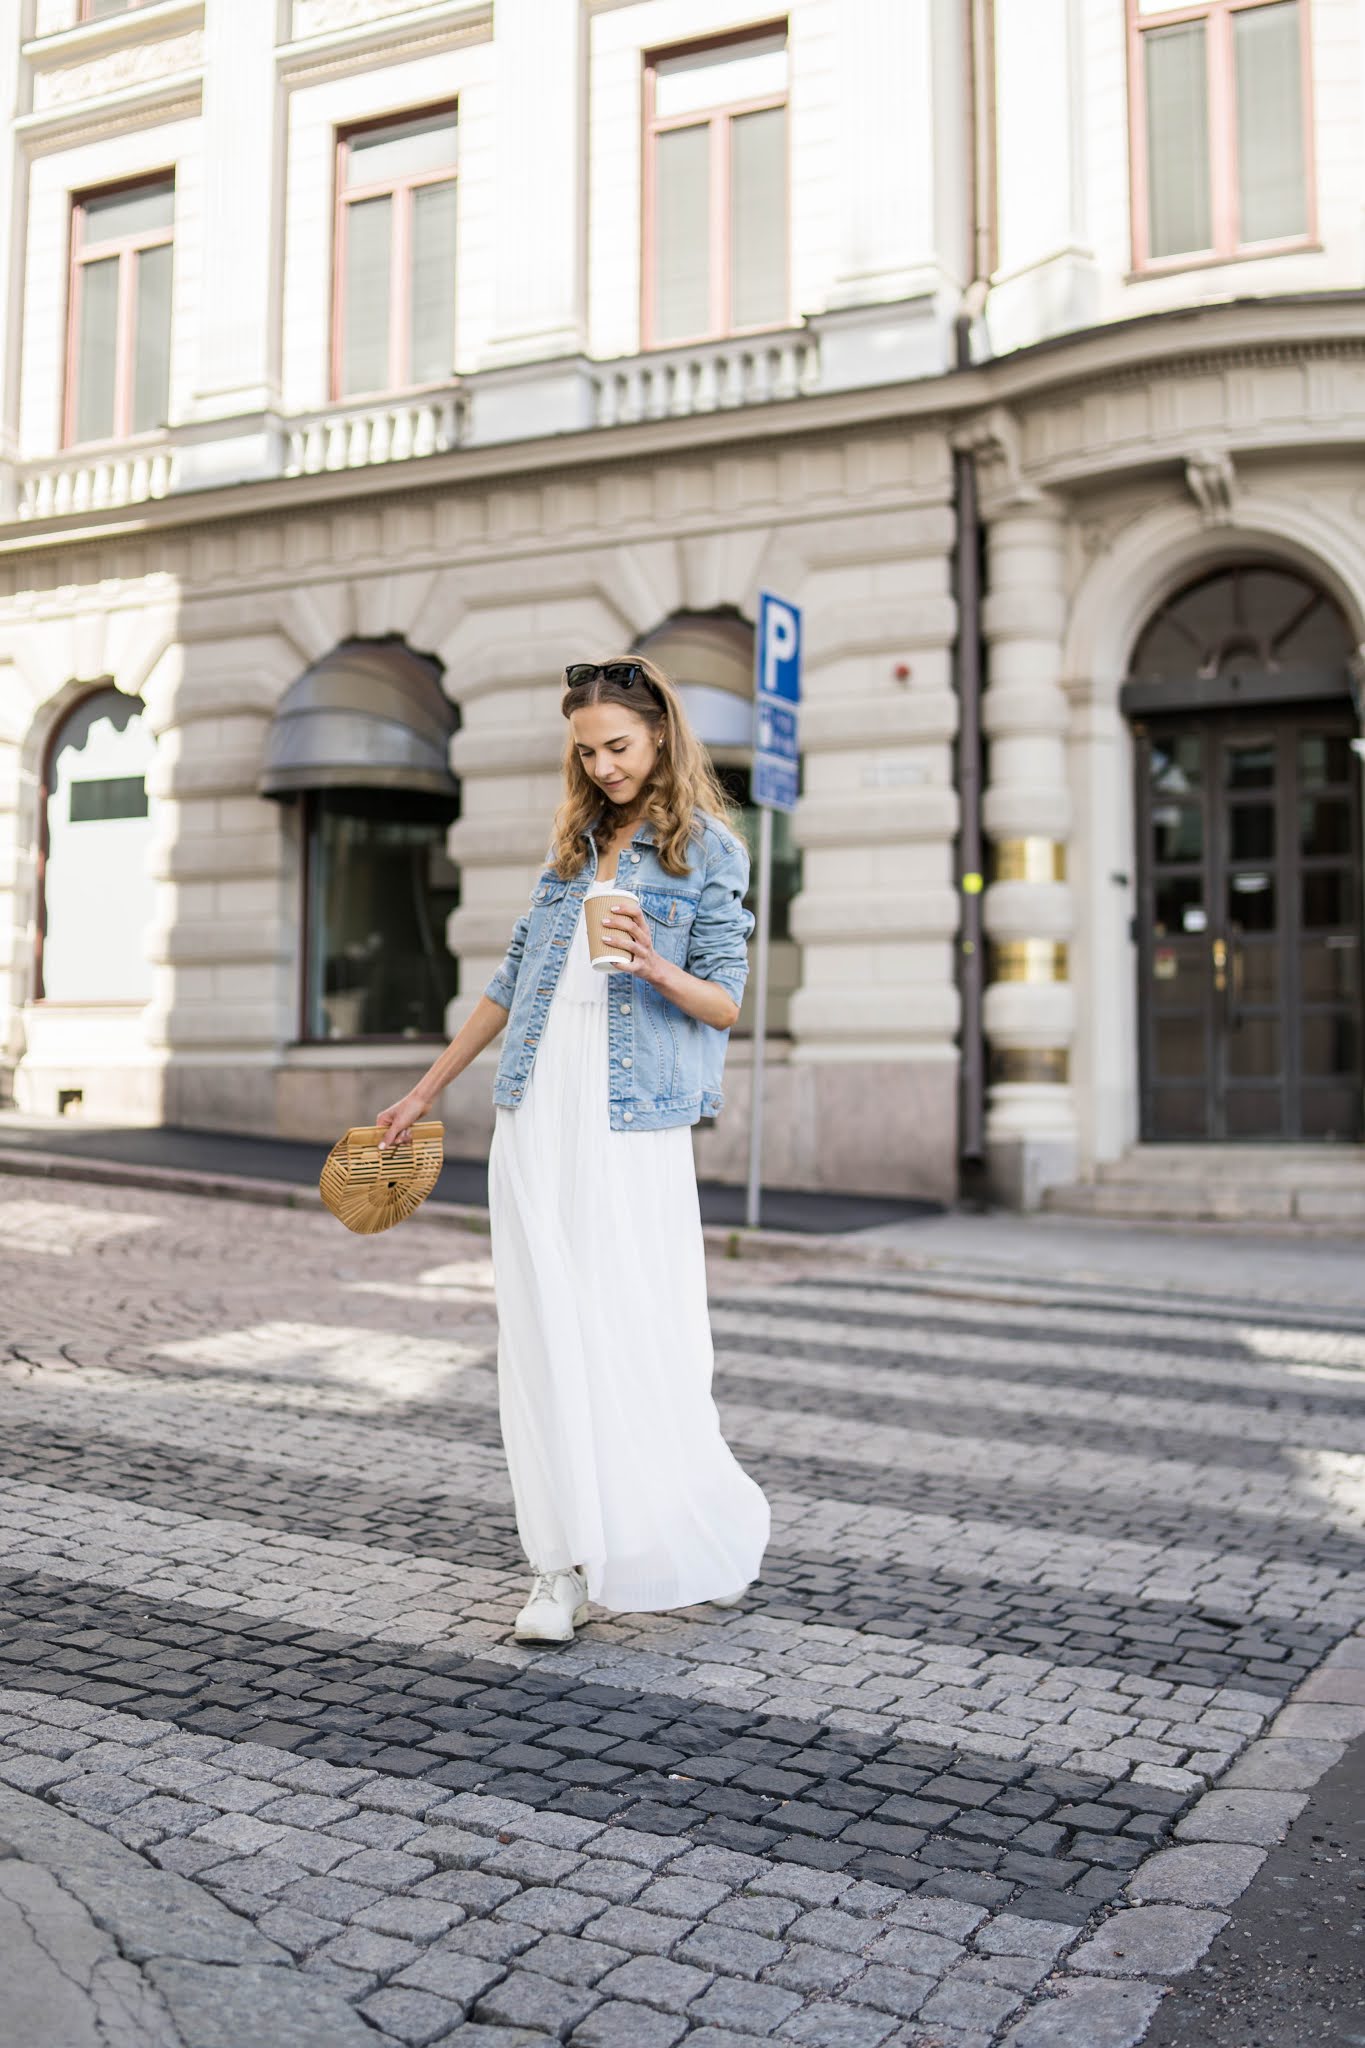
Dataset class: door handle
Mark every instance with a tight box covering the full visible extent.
[1212,937,1227,993]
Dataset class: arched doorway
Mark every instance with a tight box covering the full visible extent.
[1123,565,1362,1142]
[37,687,155,1006]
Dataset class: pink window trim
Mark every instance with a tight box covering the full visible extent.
[330,101,459,404]
[1126,0,1318,273]
[641,20,791,352]
[78,1,146,20]
[63,172,174,451]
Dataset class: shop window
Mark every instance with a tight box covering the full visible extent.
[38,688,155,1005]
[1129,0,1313,268]
[334,105,459,399]
[303,792,459,1041]
[66,174,174,445]
[644,27,789,347]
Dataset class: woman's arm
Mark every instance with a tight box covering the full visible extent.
[376,994,510,1148]
[600,903,740,1030]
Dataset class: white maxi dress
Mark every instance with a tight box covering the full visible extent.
[488,873,770,1613]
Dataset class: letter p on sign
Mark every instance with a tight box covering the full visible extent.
[758,593,801,704]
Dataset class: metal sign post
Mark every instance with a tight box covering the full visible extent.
[746,592,802,1230]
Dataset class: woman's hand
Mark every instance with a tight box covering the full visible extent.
[601,899,661,985]
[375,1090,433,1151]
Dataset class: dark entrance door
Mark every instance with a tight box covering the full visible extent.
[1136,708,1363,1141]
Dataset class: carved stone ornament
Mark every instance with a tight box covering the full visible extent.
[952,405,1043,512]
[34,31,205,111]
[1184,447,1237,527]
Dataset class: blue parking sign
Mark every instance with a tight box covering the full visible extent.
[753,754,798,812]
[754,593,801,815]
[756,699,798,760]
[757,593,801,705]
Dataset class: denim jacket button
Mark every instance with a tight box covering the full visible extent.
[622,1109,634,1122]
[630,851,641,862]
[619,1002,631,1015]
[622,1056,633,1068]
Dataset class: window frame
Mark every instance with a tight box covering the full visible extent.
[64,170,175,449]
[79,1,147,20]
[331,100,460,404]
[641,21,791,351]
[1127,0,1317,274]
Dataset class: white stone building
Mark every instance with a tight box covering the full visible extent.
[0,0,1362,1208]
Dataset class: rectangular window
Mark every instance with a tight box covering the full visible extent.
[335,105,458,400]
[1130,1,1313,268]
[644,28,789,347]
[81,1,145,17]
[68,775,148,824]
[66,175,174,446]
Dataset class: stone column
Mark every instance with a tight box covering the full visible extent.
[0,20,24,517]
[975,440,1077,1206]
[812,0,957,389]
[988,0,1098,349]
[178,0,284,487]
[142,637,295,1129]
[782,479,962,1203]
[444,665,564,1154]
[0,664,31,1091]
[482,0,585,362]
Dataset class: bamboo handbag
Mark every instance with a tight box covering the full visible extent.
[319,1121,444,1235]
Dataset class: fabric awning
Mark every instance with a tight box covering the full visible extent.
[259,639,458,799]
[633,611,755,747]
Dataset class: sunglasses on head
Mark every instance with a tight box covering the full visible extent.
[563,660,662,704]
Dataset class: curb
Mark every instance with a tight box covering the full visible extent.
[995,1623,1365,2047]
[0,1783,376,2047]
[0,1141,920,1271]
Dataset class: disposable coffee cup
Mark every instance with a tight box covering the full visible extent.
[584,891,636,971]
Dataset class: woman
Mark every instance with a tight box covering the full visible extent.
[376,657,770,1643]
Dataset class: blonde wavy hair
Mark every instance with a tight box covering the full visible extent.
[551,654,740,879]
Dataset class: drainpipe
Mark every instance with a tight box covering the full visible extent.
[953,313,987,1175]
[954,0,994,1181]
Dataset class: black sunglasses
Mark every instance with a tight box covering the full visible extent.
[563,660,662,704]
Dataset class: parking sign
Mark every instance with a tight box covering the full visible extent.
[753,593,801,815]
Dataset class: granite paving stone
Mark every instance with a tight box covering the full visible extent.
[3,1182,1364,2048]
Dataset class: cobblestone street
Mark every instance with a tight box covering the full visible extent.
[2,1178,1364,2048]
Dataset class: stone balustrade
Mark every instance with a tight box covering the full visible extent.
[6,332,828,525]
[18,440,179,520]
[592,331,820,428]
[283,390,469,477]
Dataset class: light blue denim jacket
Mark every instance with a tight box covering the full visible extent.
[484,813,754,1132]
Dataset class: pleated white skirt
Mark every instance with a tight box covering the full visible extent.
[487,884,769,1614]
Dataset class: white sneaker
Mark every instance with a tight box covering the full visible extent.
[514,1567,589,1644]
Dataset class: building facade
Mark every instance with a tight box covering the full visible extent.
[0,0,1362,1206]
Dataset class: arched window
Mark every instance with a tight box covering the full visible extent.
[633,609,801,1036]
[1128,563,1354,689]
[37,687,155,1005]
[259,638,461,1041]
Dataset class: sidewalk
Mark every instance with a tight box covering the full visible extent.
[0,1784,373,2048]
[0,1111,936,1238]
[4,1109,1365,1312]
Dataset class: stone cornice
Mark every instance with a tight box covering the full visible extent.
[276,0,492,85]
[975,294,1365,409]
[3,295,1364,568]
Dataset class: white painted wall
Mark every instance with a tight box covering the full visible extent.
[41,690,155,1005]
[992,0,1365,354]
